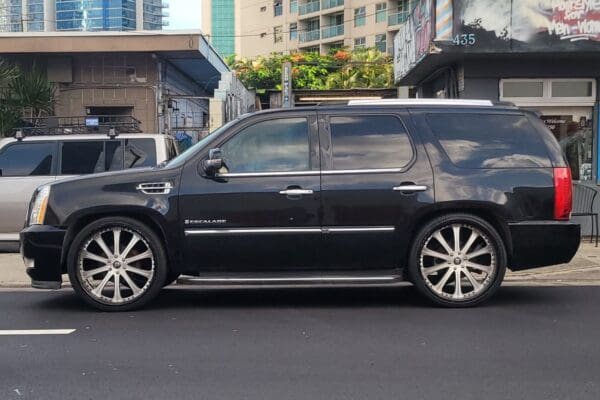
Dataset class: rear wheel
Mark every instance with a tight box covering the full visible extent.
[67,217,167,311]
[408,214,506,307]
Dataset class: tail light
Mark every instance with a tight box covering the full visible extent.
[553,167,572,220]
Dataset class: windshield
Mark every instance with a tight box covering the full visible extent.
[164,118,240,169]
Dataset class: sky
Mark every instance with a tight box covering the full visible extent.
[168,0,203,30]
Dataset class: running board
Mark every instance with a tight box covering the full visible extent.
[177,270,405,286]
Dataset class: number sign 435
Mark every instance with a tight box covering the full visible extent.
[453,34,476,46]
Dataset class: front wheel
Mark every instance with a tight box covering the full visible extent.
[407,214,506,307]
[67,217,167,311]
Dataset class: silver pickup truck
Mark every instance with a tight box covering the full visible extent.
[0,133,178,251]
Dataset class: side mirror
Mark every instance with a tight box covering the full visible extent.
[202,148,223,175]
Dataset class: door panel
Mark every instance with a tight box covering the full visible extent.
[0,141,57,239]
[0,176,57,238]
[179,113,322,272]
[318,110,434,270]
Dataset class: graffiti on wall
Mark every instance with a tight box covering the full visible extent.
[452,0,600,51]
[394,0,600,81]
[393,0,433,82]
[548,1,600,41]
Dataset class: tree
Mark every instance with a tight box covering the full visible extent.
[0,58,55,137]
[226,48,394,92]
[0,59,20,136]
[325,48,394,89]
[0,58,17,85]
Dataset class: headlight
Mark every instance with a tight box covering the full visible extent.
[29,185,51,226]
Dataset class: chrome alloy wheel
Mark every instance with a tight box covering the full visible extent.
[419,223,497,301]
[77,227,155,305]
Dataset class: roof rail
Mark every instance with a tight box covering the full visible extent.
[347,99,494,107]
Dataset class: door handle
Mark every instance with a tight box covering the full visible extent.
[393,185,428,192]
[279,189,314,196]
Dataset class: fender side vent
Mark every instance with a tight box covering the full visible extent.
[136,182,173,195]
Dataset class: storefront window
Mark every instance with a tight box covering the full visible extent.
[541,115,594,181]
[502,81,543,98]
[552,81,593,98]
[500,78,597,182]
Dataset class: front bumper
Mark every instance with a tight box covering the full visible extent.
[508,221,580,271]
[20,225,67,289]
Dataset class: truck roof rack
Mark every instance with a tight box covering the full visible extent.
[11,115,142,137]
[347,99,495,107]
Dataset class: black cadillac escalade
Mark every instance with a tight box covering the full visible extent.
[21,99,581,311]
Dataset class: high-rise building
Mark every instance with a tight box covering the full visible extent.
[202,0,235,57]
[0,0,167,32]
[202,0,415,58]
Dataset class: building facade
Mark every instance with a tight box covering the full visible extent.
[393,0,600,235]
[202,0,416,58]
[0,32,255,135]
[0,0,167,32]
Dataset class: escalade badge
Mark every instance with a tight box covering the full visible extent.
[185,219,227,225]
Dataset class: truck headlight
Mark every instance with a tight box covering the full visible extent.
[29,185,51,226]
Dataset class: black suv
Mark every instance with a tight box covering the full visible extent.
[21,100,581,311]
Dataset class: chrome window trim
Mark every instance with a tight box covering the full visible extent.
[216,170,319,178]
[185,226,395,236]
[321,168,404,175]
[215,168,405,178]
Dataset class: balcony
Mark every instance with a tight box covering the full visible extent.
[321,24,343,39]
[299,29,320,43]
[299,1,320,15]
[388,11,408,26]
[322,0,343,10]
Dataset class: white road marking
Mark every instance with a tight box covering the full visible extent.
[0,329,75,336]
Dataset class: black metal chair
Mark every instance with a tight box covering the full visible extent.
[572,183,598,247]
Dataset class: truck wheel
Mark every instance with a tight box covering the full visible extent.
[408,213,506,307]
[67,217,167,311]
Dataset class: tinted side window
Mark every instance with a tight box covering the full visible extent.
[0,142,54,177]
[221,118,309,173]
[61,141,104,175]
[329,115,413,170]
[124,139,156,168]
[426,113,551,169]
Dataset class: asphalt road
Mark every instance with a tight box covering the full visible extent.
[1,285,600,400]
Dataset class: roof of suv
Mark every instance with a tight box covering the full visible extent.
[245,99,520,118]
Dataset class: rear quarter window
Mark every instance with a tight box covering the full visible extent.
[426,113,551,169]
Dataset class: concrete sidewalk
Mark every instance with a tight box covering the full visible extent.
[0,243,598,288]
[505,242,600,286]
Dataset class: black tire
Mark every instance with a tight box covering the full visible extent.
[67,217,167,312]
[407,213,507,308]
